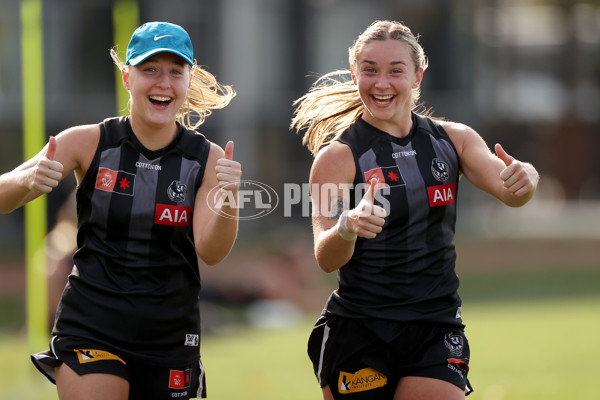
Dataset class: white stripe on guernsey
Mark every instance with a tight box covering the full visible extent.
[316,324,330,386]
[50,336,58,356]
[196,360,205,397]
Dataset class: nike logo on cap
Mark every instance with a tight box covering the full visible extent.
[154,34,173,41]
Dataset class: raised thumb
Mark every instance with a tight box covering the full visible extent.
[46,136,57,161]
[495,143,514,167]
[224,141,234,161]
[363,178,379,204]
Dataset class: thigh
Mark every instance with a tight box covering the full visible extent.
[322,385,335,400]
[394,376,465,400]
[308,316,397,400]
[394,327,472,395]
[55,363,129,400]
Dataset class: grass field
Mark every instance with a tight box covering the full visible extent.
[1,266,599,399]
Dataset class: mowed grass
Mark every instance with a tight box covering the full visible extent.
[1,267,599,400]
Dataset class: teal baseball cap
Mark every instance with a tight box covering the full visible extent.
[126,22,194,67]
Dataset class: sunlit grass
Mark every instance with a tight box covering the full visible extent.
[0,331,57,400]
[1,270,599,400]
[466,295,600,400]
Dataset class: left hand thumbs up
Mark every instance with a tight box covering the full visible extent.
[216,141,241,192]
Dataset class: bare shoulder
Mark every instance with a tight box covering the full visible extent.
[54,123,101,181]
[438,120,483,156]
[310,141,355,185]
[57,123,101,147]
[202,142,224,176]
[200,142,225,185]
[207,141,225,161]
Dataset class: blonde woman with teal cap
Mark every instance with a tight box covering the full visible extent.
[0,22,239,399]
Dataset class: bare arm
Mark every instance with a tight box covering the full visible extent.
[0,125,99,213]
[193,141,241,266]
[444,121,539,207]
[310,142,386,273]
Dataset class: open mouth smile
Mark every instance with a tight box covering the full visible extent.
[149,95,173,108]
[372,94,395,105]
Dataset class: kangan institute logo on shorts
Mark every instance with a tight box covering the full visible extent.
[74,349,126,365]
[338,367,387,394]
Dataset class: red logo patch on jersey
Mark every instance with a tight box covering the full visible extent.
[95,167,135,196]
[155,204,192,226]
[427,183,455,207]
[363,166,405,187]
[168,369,191,389]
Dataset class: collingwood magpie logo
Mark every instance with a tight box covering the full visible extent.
[444,333,464,356]
[431,158,450,182]
[168,180,187,202]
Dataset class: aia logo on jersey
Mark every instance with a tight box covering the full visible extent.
[168,369,191,389]
[155,204,192,226]
[427,183,455,207]
[95,167,135,196]
[363,166,405,187]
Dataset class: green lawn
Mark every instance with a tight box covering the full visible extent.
[1,267,599,399]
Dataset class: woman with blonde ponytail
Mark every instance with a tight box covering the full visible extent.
[294,20,539,400]
[2,21,241,400]
[110,46,235,130]
[291,20,429,156]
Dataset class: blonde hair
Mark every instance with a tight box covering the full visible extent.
[110,49,236,130]
[291,20,429,156]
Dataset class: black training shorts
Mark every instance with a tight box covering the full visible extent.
[31,335,206,399]
[308,314,473,399]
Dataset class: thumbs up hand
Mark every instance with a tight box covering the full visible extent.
[340,178,388,240]
[495,143,538,198]
[30,136,64,193]
[215,141,242,194]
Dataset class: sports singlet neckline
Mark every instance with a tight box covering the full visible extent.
[125,117,185,160]
[355,113,418,146]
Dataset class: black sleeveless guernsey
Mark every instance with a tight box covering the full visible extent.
[52,116,210,365]
[326,114,464,326]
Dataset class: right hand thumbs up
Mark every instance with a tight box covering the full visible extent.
[30,136,63,193]
[363,178,379,204]
[346,178,387,239]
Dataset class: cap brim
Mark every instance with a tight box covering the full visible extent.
[128,48,193,67]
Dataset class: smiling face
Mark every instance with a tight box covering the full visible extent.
[352,39,423,135]
[123,52,192,129]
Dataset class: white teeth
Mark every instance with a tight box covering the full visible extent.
[373,95,393,101]
[150,96,171,101]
